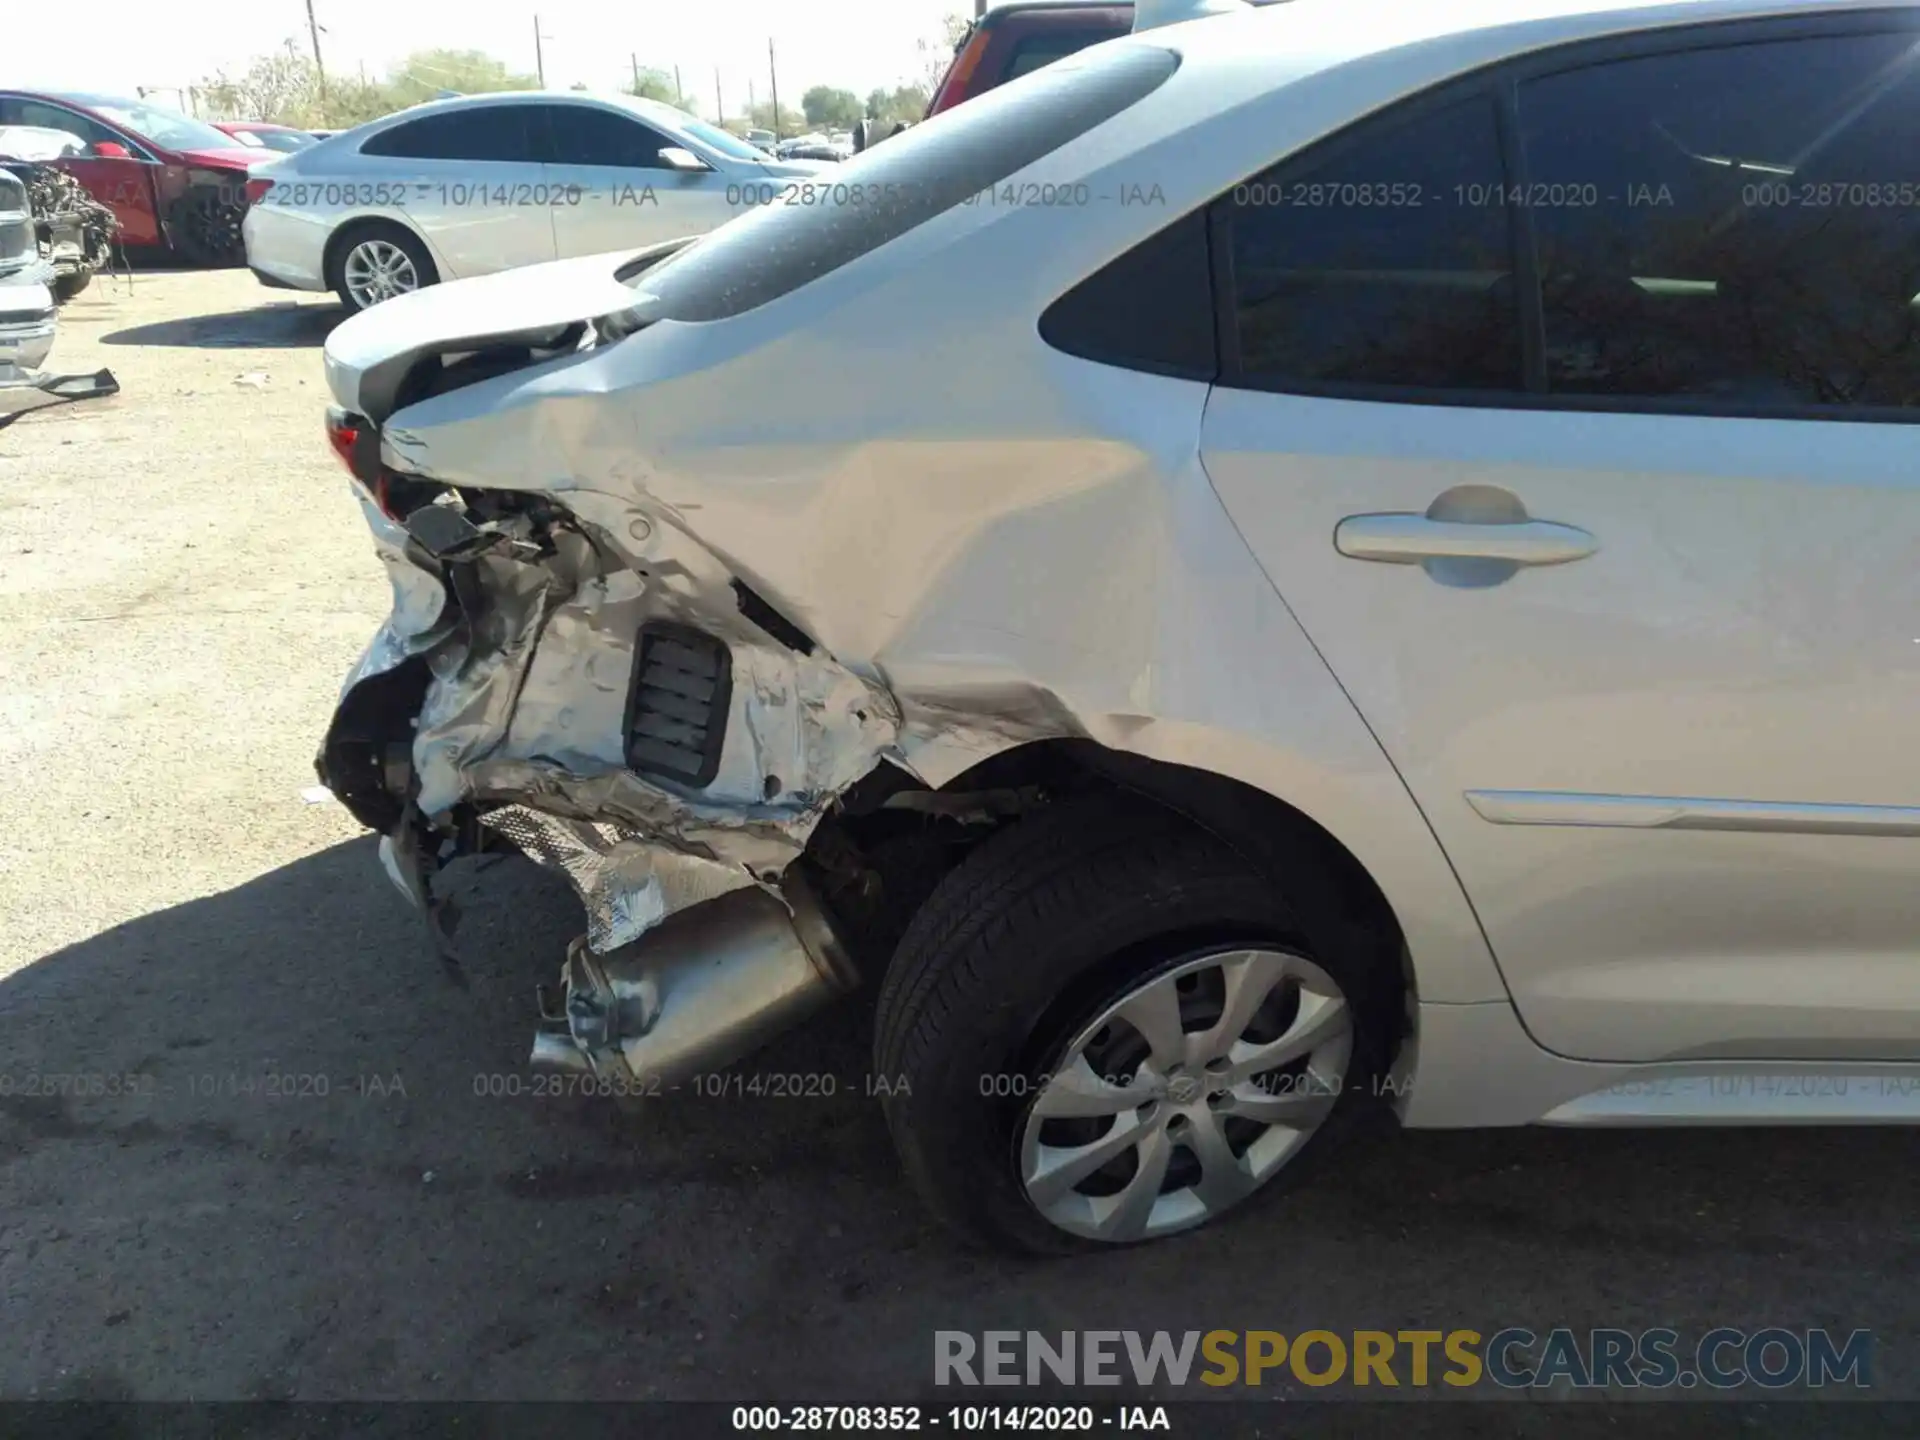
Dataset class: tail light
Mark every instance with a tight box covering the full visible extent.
[328,406,446,521]
[244,177,274,205]
[327,405,392,512]
[320,407,364,474]
[925,29,986,117]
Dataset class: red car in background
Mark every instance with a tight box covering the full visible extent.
[215,121,322,155]
[0,90,266,265]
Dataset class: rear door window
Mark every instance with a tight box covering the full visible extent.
[1004,32,1114,82]
[360,105,542,163]
[1518,30,1920,409]
[1222,95,1522,392]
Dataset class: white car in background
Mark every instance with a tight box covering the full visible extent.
[242,91,831,311]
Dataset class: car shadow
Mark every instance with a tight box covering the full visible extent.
[0,839,1914,1410]
[100,303,343,350]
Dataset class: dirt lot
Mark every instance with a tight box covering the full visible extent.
[0,270,1915,1421]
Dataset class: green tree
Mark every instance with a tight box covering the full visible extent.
[384,49,539,108]
[801,85,863,130]
[198,47,318,125]
[313,77,406,128]
[865,84,929,126]
[624,66,679,104]
[745,100,799,138]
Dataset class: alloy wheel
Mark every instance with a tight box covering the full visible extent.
[342,239,420,309]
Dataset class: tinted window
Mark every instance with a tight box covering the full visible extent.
[624,44,1178,324]
[1005,34,1108,82]
[360,106,539,162]
[1521,33,1920,408]
[1226,97,1520,391]
[1041,208,1215,379]
[3,100,123,150]
[542,105,671,168]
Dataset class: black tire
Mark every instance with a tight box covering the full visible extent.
[327,221,438,313]
[164,189,246,268]
[51,271,92,302]
[874,793,1395,1254]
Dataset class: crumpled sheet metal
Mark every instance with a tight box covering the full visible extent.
[481,805,757,952]
[382,494,902,949]
[334,484,458,701]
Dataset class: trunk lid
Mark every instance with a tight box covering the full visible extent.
[322,241,689,423]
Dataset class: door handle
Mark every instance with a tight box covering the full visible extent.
[1334,514,1598,567]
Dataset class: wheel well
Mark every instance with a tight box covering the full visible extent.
[323,216,432,292]
[815,738,1414,1048]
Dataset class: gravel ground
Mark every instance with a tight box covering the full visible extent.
[0,270,1913,1426]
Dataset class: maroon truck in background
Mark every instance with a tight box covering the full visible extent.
[927,2,1136,117]
[856,0,1277,149]
[0,90,263,265]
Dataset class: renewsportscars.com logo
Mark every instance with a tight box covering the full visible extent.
[934,1328,1874,1391]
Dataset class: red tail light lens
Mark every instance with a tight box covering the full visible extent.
[244,177,274,205]
[325,407,364,473]
[926,31,987,117]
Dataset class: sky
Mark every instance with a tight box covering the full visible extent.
[6,0,970,119]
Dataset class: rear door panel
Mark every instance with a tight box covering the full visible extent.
[1198,16,1920,1063]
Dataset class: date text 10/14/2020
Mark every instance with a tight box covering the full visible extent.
[730,1406,1171,1432]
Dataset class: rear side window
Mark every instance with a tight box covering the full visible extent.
[1005,33,1112,82]
[1520,32,1920,408]
[625,43,1179,324]
[540,105,672,168]
[360,106,540,163]
[1223,97,1520,392]
[1041,208,1216,379]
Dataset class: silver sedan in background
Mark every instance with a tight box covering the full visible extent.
[242,91,830,310]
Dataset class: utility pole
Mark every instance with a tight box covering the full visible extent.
[748,79,756,118]
[631,53,640,92]
[768,39,780,139]
[674,65,684,107]
[533,14,549,87]
[305,0,327,99]
[714,67,723,124]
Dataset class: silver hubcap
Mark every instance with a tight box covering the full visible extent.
[1019,948,1353,1243]
[342,239,419,308]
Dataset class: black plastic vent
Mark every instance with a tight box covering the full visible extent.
[624,624,732,788]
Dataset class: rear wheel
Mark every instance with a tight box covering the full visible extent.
[329,223,437,312]
[874,794,1392,1253]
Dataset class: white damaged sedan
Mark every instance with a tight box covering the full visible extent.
[317,0,1920,1252]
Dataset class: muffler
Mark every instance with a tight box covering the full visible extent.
[528,875,858,1090]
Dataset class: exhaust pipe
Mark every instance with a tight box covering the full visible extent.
[528,875,857,1090]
